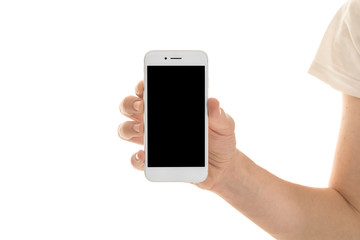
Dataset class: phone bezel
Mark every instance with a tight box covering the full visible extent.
[144,50,208,182]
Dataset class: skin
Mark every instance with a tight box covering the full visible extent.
[118,81,360,239]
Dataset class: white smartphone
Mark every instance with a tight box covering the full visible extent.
[144,50,208,182]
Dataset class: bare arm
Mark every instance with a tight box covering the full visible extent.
[330,94,360,213]
[119,82,360,239]
[211,93,360,239]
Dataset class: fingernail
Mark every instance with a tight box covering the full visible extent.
[133,101,141,111]
[135,152,140,161]
[133,123,140,133]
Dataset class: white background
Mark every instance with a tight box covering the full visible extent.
[0,0,346,239]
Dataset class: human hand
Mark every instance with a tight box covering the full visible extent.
[118,81,238,190]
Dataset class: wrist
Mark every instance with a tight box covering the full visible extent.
[211,149,255,197]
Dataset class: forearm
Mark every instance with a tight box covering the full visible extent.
[211,149,360,240]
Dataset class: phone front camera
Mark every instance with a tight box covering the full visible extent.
[164,57,167,60]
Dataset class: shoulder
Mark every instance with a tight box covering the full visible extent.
[308,0,360,99]
[344,0,360,39]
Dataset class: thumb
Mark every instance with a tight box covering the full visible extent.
[207,98,235,135]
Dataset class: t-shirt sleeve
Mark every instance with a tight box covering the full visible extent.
[308,0,360,98]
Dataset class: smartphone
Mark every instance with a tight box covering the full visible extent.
[144,50,208,182]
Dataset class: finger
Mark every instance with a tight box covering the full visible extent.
[135,81,144,98]
[207,97,221,118]
[119,96,144,121]
[131,150,145,170]
[118,121,144,145]
[207,98,235,136]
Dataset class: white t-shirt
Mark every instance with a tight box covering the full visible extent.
[308,0,360,98]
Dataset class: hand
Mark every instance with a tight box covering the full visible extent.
[118,81,238,190]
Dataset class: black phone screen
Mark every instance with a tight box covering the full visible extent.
[147,65,205,167]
